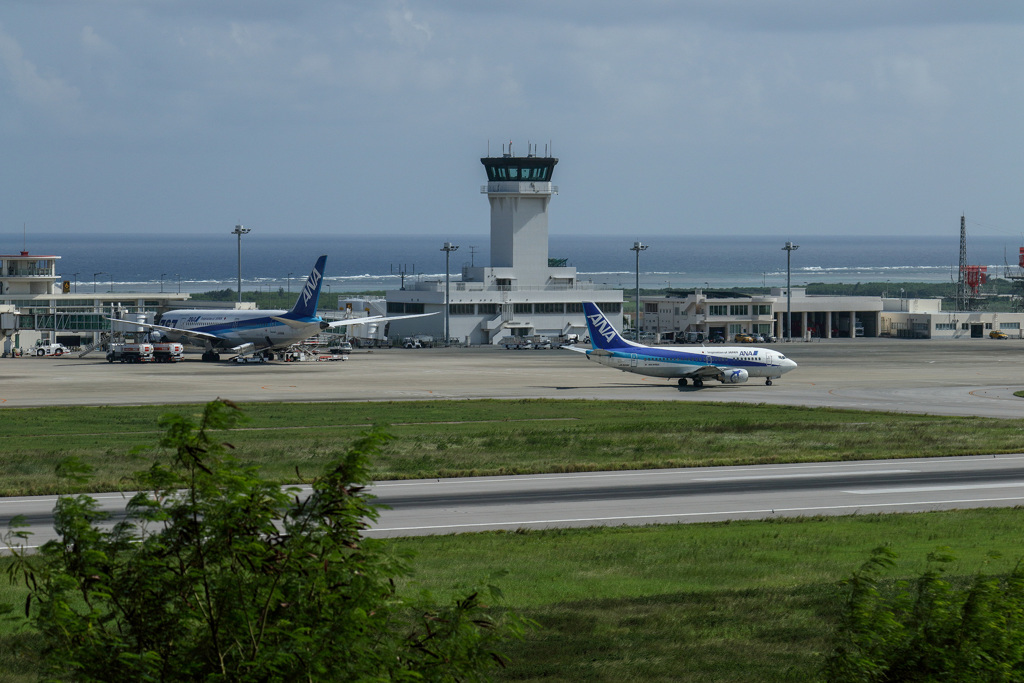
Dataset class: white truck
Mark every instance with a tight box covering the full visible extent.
[152,342,185,362]
[106,343,154,363]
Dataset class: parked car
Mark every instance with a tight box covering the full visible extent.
[709,332,726,343]
[734,333,754,343]
[990,330,1008,339]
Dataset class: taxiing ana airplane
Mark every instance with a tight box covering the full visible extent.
[109,255,433,361]
[565,302,797,387]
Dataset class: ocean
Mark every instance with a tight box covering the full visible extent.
[7,232,1021,295]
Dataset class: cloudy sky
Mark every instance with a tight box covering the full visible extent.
[2,1,1022,239]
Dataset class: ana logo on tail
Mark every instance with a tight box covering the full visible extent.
[587,313,618,344]
[300,268,321,309]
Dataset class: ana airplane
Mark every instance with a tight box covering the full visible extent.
[565,302,797,387]
[109,255,433,361]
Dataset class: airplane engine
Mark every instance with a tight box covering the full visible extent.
[147,330,163,343]
[719,368,749,384]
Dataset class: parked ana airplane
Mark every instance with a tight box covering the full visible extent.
[109,255,433,361]
[565,302,797,387]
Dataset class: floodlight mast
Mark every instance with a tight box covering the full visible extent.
[441,242,460,345]
[630,241,648,341]
[782,242,799,341]
[232,225,251,303]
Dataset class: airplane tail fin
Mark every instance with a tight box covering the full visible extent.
[286,255,327,319]
[583,302,634,350]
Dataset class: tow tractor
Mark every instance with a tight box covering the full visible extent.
[34,343,70,357]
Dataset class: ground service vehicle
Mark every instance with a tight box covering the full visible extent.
[106,343,154,363]
[35,343,70,357]
[153,342,185,361]
[990,330,1008,339]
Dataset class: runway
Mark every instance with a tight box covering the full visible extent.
[2,337,1024,418]
[6,453,1024,548]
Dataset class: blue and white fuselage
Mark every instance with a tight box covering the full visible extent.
[109,255,433,362]
[567,302,798,387]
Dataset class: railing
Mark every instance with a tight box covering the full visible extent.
[406,281,610,293]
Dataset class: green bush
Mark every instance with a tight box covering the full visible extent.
[826,546,1024,682]
[3,399,526,681]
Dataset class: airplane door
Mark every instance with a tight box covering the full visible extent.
[630,354,638,367]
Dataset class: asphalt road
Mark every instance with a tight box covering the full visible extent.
[2,337,1024,417]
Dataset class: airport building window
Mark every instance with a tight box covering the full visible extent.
[752,304,771,315]
[1004,322,1020,329]
[935,323,955,330]
[597,302,622,314]
[566,302,583,313]
[514,303,533,314]
[449,304,474,315]
[729,305,748,316]
[536,303,563,314]
[478,303,499,315]
[962,323,970,330]
[644,303,659,314]
[708,305,727,316]
[985,323,993,329]
[387,302,425,314]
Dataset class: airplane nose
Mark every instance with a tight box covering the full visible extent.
[783,358,798,372]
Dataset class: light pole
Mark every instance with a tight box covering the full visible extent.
[93,272,105,294]
[441,241,459,345]
[782,242,799,341]
[630,241,648,341]
[109,273,114,293]
[287,272,293,293]
[160,273,166,294]
[232,224,251,303]
[176,274,181,294]
[72,272,79,293]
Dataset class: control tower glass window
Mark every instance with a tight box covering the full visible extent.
[481,157,558,182]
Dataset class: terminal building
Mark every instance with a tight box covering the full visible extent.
[0,250,189,355]
[384,148,624,344]
[640,287,1024,341]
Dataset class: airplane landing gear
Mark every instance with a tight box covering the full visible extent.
[678,378,688,386]
[693,378,704,388]
[766,379,773,386]
[202,351,222,362]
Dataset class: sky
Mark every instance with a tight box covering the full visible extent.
[1,1,1023,241]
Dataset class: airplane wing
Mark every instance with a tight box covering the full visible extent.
[322,311,437,329]
[106,317,225,344]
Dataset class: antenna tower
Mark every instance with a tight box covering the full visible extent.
[391,263,414,291]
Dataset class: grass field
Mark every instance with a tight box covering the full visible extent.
[5,508,1024,682]
[3,399,1024,496]
[3,399,1024,681]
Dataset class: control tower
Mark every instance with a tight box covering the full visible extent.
[384,144,622,345]
[477,147,559,286]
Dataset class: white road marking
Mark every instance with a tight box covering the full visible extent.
[370,495,1024,533]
